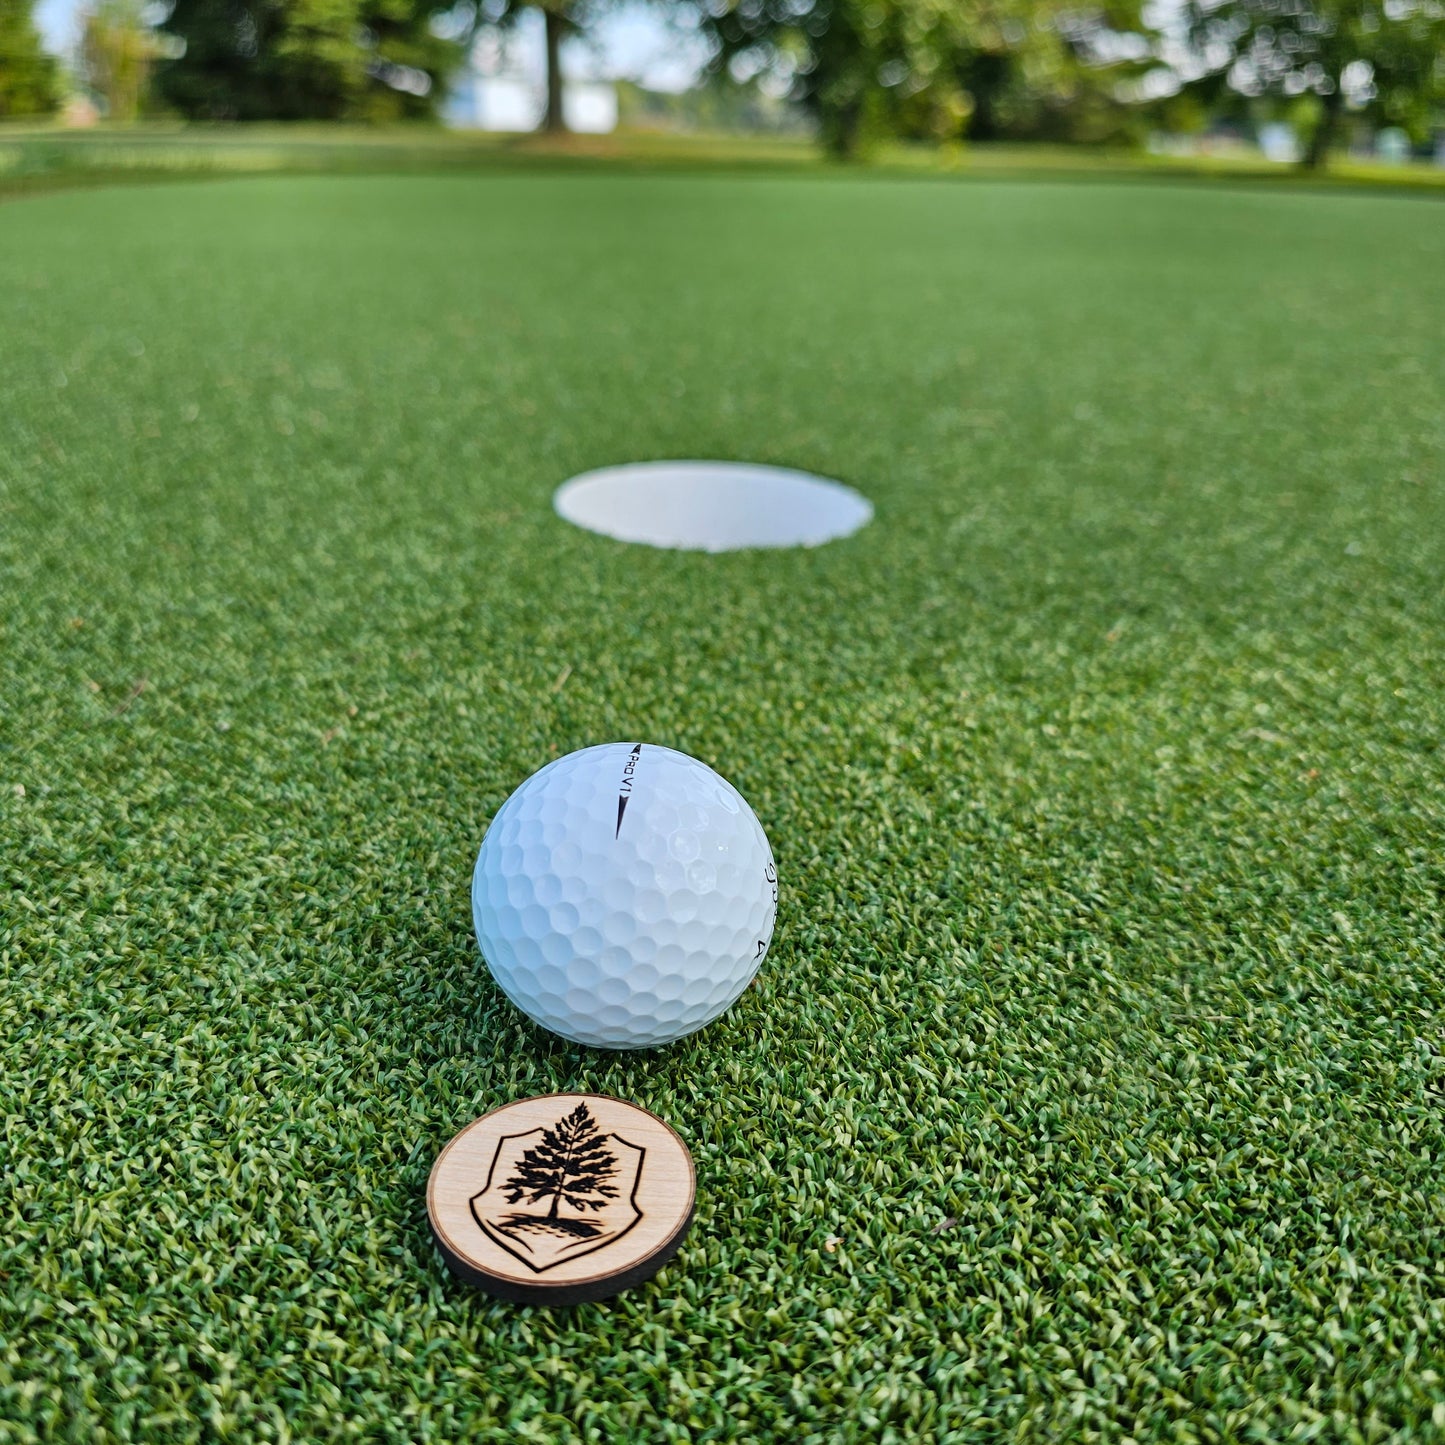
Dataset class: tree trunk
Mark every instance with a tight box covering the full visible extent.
[822,97,864,160]
[963,52,1008,142]
[542,8,566,134]
[1302,81,1343,170]
[547,1189,561,1219]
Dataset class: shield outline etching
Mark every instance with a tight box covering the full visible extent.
[469,1125,645,1274]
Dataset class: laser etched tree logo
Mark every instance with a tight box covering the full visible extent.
[505,1101,619,1220]
[470,1100,646,1272]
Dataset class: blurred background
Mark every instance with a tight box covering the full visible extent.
[1,0,1442,175]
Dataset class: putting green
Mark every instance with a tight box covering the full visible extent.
[2,173,1442,1442]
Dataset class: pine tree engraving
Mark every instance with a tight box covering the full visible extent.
[470,1100,648,1271]
[503,1101,620,1223]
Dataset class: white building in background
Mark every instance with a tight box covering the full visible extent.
[445,72,541,132]
[1257,123,1301,164]
[444,24,618,134]
[563,85,620,134]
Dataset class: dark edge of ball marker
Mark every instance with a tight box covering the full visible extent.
[429,1203,695,1307]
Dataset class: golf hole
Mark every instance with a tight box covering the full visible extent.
[554,462,873,553]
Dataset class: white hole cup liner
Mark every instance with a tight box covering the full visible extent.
[554,462,873,553]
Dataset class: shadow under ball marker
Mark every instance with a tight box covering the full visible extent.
[428,1094,696,1305]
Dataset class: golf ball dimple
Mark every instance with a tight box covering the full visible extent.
[472,743,778,1049]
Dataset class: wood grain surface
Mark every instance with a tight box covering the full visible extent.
[428,1094,696,1306]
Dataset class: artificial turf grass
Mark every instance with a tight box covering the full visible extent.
[1,172,1443,1442]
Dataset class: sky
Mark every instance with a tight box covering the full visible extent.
[34,0,712,92]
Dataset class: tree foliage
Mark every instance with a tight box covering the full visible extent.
[0,0,60,116]
[1179,0,1445,165]
[700,0,1154,156]
[82,0,164,120]
[155,0,467,118]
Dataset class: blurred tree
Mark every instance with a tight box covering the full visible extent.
[81,0,162,119]
[700,0,1153,156]
[704,0,934,155]
[1179,0,1445,166]
[471,0,595,134]
[909,0,1153,145]
[155,0,466,118]
[0,0,60,115]
[539,0,572,131]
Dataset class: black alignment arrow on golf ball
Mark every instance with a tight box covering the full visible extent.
[615,743,643,838]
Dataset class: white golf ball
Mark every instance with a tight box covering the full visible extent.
[472,743,778,1049]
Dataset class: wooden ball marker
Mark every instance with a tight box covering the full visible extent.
[428,1093,696,1305]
